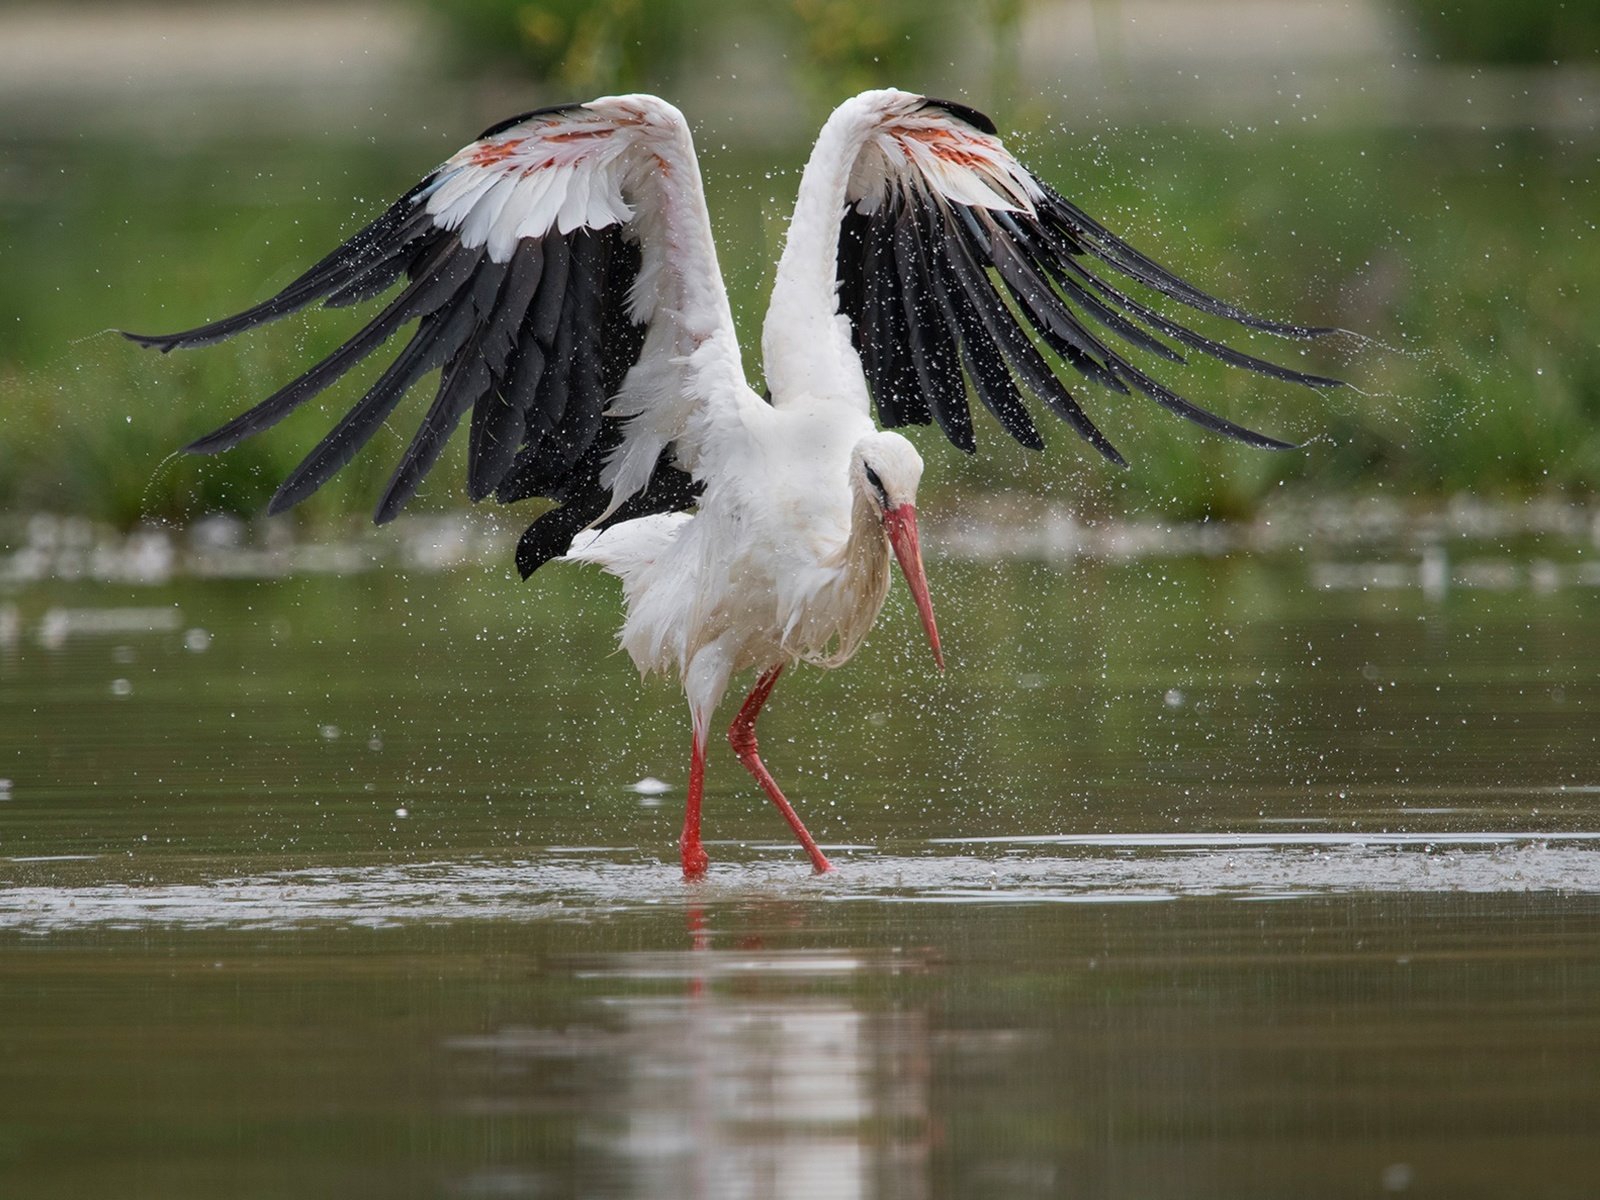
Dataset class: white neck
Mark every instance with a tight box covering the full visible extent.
[807,483,892,668]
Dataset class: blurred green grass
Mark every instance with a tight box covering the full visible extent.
[2,119,1595,531]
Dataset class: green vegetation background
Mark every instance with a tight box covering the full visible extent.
[2,0,1596,534]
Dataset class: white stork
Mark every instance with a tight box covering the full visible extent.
[125,90,1339,878]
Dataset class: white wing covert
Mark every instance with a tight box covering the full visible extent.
[827,92,1342,463]
[125,96,745,576]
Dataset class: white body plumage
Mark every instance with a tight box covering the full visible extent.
[567,399,918,737]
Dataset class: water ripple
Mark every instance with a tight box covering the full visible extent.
[4,832,1598,932]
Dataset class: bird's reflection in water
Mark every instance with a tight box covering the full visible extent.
[444,908,930,1199]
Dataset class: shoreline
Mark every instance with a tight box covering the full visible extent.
[2,494,1595,592]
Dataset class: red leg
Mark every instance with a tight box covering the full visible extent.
[728,665,834,874]
[681,730,709,879]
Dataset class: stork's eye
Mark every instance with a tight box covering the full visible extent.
[863,464,889,507]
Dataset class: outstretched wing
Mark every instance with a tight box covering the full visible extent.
[124,95,747,576]
[825,91,1341,463]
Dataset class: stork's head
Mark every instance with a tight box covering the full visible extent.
[851,432,943,670]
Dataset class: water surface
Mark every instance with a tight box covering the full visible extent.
[3,537,1598,1197]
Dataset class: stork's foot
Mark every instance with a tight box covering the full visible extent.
[681,837,709,880]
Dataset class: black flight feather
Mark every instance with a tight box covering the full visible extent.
[598,232,647,398]
[121,181,436,352]
[319,209,437,309]
[1053,251,1345,390]
[528,260,577,451]
[958,206,1129,396]
[265,324,437,513]
[184,237,480,455]
[467,240,547,500]
[266,270,484,514]
[992,210,1186,365]
[515,232,573,458]
[885,211,944,428]
[867,206,924,427]
[857,205,894,421]
[371,257,515,521]
[918,97,999,136]
[914,200,1018,452]
[1110,356,1298,450]
[836,205,870,354]
[545,229,610,477]
[494,232,643,506]
[939,201,1122,463]
[978,205,1296,458]
[1038,183,1334,340]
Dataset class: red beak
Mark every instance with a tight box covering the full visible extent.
[882,504,944,671]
